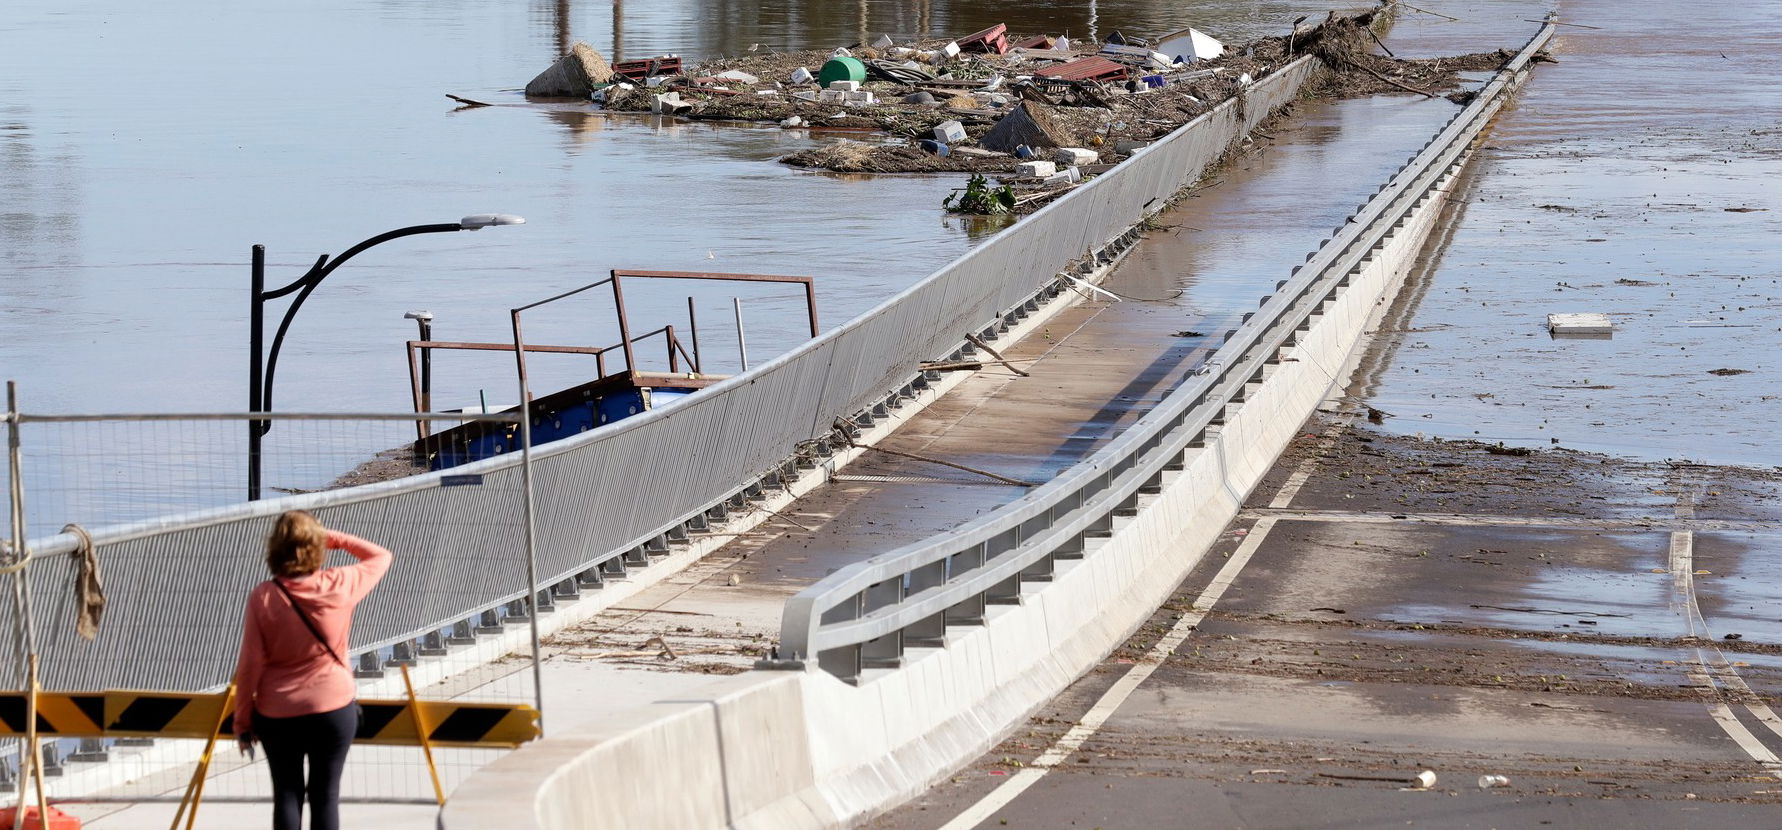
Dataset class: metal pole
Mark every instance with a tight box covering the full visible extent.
[7,381,25,827]
[733,297,750,372]
[687,297,701,374]
[419,318,433,411]
[6,382,40,827]
[248,245,265,501]
[509,312,546,737]
[406,312,435,439]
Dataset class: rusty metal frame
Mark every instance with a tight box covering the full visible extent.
[405,340,610,439]
[507,270,819,411]
[609,269,819,383]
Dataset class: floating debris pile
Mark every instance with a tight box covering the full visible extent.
[524,6,1526,192]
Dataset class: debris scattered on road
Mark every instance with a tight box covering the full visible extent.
[1477,774,1511,789]
[1316,770,1436,788]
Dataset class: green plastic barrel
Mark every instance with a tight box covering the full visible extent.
[817,56,867,88]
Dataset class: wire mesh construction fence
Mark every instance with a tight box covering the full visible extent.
[0,397,541,806]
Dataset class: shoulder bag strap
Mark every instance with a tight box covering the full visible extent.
[271,579,349,668]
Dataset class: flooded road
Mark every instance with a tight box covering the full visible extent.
[1365,0,1782,466]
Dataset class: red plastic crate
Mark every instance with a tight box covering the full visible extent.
[1035,56,1129,83]
[0,806,81,830]
[958,24,1009,55]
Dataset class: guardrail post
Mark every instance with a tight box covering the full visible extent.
[575,568,604,590]
[986,574,1021,606]
[385,639,418,668]
[817,645,861,683]
[447,619,477,645]
[419,630,449,656]
[861,631,903,669]
[947,593,987,627]
[1055,531,1086,560]
[355,651,386,679]
[70,738,108,763]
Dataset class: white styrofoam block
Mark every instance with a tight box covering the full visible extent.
[713,69,759,84]
[933,120,967,143]
[843,90,877,105]
[817,88,847,103]
[940,41,961,58]
[1053,147,1099,166]
[1014,160,1057,177]
[827,79,861,92]
[1547,313,1614,334]
[788,66,813,84]
[650,92,690,114]
[792,90,819,102]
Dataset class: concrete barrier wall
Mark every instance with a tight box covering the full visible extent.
[442,127,1476,829]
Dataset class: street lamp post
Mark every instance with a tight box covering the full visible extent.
[404,310,435,413]
[248,215,524,500]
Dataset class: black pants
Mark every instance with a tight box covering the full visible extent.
[255,702,360,830]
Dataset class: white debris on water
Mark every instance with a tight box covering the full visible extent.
[1547,313,1613,336]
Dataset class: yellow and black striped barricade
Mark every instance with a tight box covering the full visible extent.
[0,690,538,748]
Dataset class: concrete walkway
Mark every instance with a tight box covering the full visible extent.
[65,87,1456,830]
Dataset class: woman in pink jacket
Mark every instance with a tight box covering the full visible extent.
[235,510,391,830]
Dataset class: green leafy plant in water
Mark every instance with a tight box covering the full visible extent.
[942,173,1015,215]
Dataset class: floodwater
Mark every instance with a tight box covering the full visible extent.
[3,0,1773,531]
[1365,0,1782,467]
[0,0,1357,533]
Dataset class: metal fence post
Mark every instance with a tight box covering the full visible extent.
[511,313,547,738]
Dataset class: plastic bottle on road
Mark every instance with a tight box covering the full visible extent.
[1477,774,1510,789]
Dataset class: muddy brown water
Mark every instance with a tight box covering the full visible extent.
[1364,0,1782,467]
[0,0,1371,532]
[5,1,1773,528]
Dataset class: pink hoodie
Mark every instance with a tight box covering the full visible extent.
[234,529,391,735]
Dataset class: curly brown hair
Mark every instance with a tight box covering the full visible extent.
[266,510,326,578]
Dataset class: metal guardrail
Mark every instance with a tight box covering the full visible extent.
[777,18,1559,681]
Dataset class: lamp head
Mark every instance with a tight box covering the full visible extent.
[459,214,527,231]
[404,310,434,322]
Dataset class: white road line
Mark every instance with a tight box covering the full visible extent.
[1670,511,1782,771]
[936,517,1281,830]
[936,409,1353,830]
